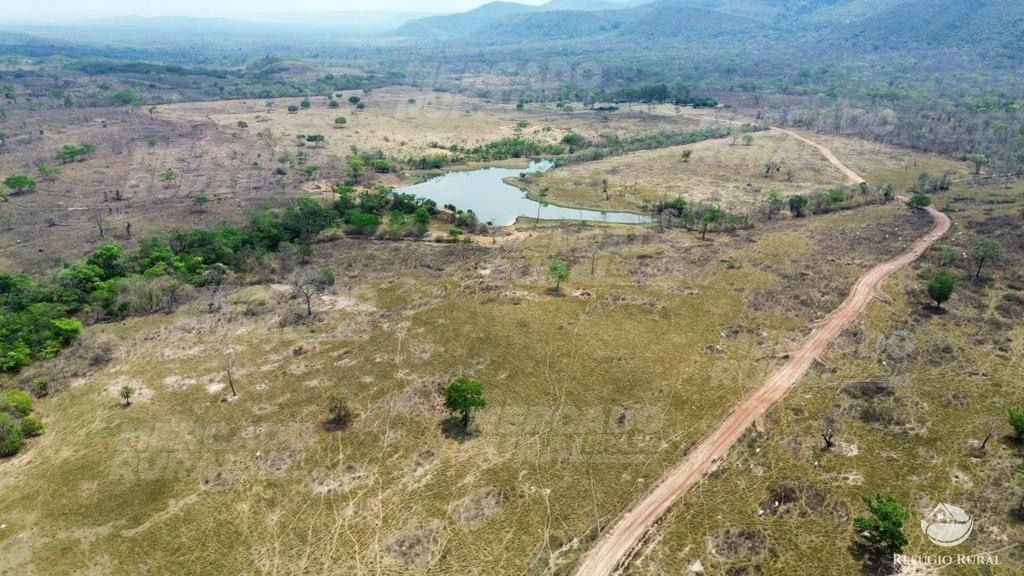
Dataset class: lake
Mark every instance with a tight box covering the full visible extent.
[397,161,652,226]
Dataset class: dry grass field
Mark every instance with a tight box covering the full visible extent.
[522,129,849,213]
[622,182,1024,576]
[0,198,935,575]
[0,88,712,271]
[2,89,1019,576]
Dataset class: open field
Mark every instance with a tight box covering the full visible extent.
[2,84,1020,576]
[620,182,1024,576]
[0,88,719,271]
[521,129,848,213]
[0,196,936,574]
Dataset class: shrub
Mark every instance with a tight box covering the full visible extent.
[0,413,22,457]
[1009,407,1024,441]
[20,415,43,437]
[0,389,33,418]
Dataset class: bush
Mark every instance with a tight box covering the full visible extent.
[0,413,22,457]
[0,389,33,418]
[20,415,43,437]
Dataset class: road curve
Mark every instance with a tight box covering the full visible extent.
[572,135,951,576]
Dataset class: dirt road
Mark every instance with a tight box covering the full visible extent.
[572,136,951,576]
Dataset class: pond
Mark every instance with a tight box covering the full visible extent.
[397,161,652,227]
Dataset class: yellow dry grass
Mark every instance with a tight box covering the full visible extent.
[525,130,848,213]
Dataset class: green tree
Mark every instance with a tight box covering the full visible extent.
[86,244,124,279]
[968,240,1003,279]
[548,258,570,292]
[328,99,340,109]
[1008,407,1024,442]
[443,377,486,430]
[287,105,299,114]
[112,90,140,106]
[348,95,361,104]
[300,97,311,109]
[967,153,988,175]
[701,207,722,239]
[305,134,325,147]
[926,269,955,309]
[334,116,347,127]
[347,156,367,183]
[788,195,808,217]
[2,175,36,195]
[853,495,909,554]
[0,413,22,457]
[120,385,135,406]
[908,193,931,209]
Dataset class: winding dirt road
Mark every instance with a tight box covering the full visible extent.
[573,133,951,576]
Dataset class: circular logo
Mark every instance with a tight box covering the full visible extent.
[921,503,973,547]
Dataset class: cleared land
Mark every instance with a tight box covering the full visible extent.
[0,88,712,271]
[620,183,1024,575]
[0,203,934,574]
[523,129,848,213]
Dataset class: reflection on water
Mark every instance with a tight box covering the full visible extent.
[398,161,652,226]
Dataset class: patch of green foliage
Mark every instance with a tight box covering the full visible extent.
[853,494,909,554]
[0,389,43,457]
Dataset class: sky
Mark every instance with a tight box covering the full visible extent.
[1,0,550,22]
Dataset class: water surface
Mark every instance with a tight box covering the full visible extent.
[398,161,651,226]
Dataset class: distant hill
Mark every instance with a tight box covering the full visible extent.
[394,2,541,38]
[393,0,649,38]
[394,0,1024,58]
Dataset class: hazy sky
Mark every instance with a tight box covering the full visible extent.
[2,0,550,22]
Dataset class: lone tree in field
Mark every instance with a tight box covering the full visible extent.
[968,239,1003,279]
[2,175,37,195]
[326,394,353,429]
[443,377,486,431]
[979,417,1000,454]
[853,495,909,555]
[908,193,931,209]
[300,97,311,109]
[700,207,722,239]
[926,269,956,309]
[306,134,325,147]
[680,149,692,162]
[821,414,841,450]
[548,258,570,292]
[292,267,335,317]
[968,153,988,175]
[1008,407,1024,443]
[788,194,808,217]
[334,116,347,128]
[120,385,135,406]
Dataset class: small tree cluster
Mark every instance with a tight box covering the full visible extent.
[0,389,43,457]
